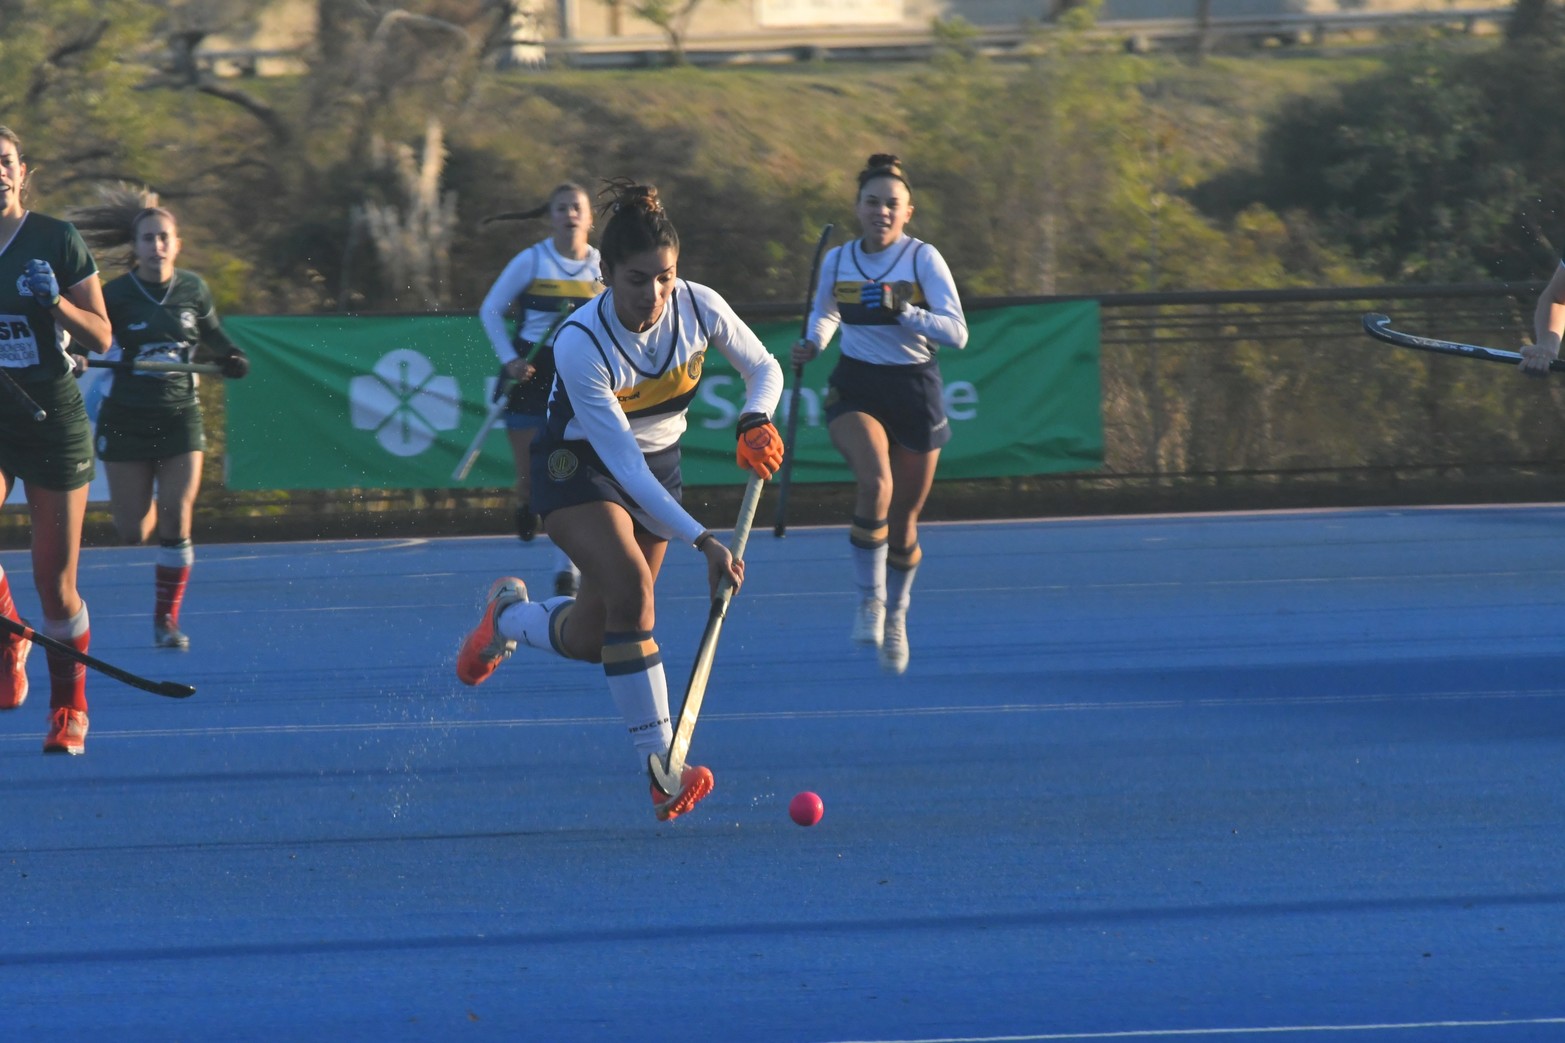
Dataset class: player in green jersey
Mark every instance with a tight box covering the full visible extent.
[0,125,113,755]
[68,186,249,650]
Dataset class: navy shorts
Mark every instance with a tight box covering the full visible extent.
[530,437,684,540]
[824,355,951,452]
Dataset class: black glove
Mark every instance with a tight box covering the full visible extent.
[221,349,250,379]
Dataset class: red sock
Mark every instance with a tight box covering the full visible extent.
[43,607,89,713]
[155,564,191,625]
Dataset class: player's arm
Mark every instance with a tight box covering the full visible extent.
[556,342,707,547]
[793,246,843,367]
[1523,262,1565,375]
[895,245,968,350]
[197,309,249,378]
[30,263,111,356]
[480,250,538,381]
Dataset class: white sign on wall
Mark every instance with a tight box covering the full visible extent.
[756,0,904,27]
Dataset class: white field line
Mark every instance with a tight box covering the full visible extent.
[2,687,1560,744]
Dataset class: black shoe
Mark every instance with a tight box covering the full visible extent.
[515,505,538,543]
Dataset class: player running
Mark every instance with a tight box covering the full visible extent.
[456,179,785,822]
[68,187,249,650]
[791,154,968,675]
[0,125,113,754]
[478,182,602,596]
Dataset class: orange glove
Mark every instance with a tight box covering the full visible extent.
[736,412,784,479]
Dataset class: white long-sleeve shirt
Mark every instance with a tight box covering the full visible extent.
[806,235,968,365]
[478,239,602,362]
[548,279,783,545]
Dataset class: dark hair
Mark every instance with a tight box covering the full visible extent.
[857,153,912,195]
[64,183,172,269]
[480,182,591,227]
[596,178,679,272]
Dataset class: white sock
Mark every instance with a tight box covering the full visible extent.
[886,543,922,613]
[497,596,574,655]
[601,630,672,767]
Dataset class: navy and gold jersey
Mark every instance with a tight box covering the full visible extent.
[101,269,223,409]
[806,235,967,365]
[0,212,98,383]
[544,280,783,546]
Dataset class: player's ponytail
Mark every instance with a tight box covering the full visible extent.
[597,177,679,273]
[480,181,591,227]
[64,183,173,270]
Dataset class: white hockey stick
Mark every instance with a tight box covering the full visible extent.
[649,472,766,797]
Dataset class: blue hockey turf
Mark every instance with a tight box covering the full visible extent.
[1,505,1562,1041]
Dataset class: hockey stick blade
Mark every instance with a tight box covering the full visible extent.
[0,615,195,698]
[650,472,766,797]
[1362,313,1565,373]
[774,223,835,538]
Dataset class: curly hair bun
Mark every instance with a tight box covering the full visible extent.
[865,153,901,172]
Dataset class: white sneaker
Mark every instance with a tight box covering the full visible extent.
[852,597,885,647]
[880,610,908,675]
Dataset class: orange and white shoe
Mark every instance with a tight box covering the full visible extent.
[455,577,527,686]
[651,764,714,822]
[43,707,87,755]
[0,632,29,710]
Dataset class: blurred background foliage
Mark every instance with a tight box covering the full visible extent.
[5,0,1565,539]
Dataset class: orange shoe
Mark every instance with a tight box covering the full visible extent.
[651,764,714,821]
[0,632,29,710]
[456,577,527,686]
[43,707,87,755]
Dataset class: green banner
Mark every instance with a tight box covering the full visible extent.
[223,301,1101,491]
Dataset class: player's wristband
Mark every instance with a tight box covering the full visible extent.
[693,530,717,552]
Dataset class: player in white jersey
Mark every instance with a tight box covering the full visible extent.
[792,154,968,676]
[457,180,785,823]
[478,183,602,595]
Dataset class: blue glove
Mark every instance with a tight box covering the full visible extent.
[23,259,59,308]
[860,280,910,314]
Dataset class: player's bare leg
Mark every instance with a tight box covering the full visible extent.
[881,445,939,675]
[830,412,893,646]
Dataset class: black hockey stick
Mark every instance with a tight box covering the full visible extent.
[0,367,46,421]
[1362,313,1565,374]
[772,223,834,538]
[0,615,195,698]
[649,472,765,797]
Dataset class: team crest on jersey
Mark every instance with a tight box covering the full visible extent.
[547,448,579,481]
[179,311,198,333]
[688,351,704,381]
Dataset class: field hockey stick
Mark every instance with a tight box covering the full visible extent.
[0,615,195,698]
[86,359,226,376]
[772,222,834,538]
[649,471,765,797]
[0,367,46,420]
[1362,313,1565,374]
[451,307,574,481]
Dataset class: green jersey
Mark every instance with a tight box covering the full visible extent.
[0,212,98,384]
[102,268,229,409]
